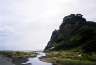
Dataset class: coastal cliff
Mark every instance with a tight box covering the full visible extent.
[44,14,96,53]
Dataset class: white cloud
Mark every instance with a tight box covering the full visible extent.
[0,0,96,51]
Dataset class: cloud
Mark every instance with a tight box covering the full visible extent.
[0,0,96,51]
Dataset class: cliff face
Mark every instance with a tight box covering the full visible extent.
[44,14,96,53]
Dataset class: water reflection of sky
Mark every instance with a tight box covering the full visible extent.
[23,52,52,65]
[28,58,52,65]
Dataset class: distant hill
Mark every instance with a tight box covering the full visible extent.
[44,14,96,53]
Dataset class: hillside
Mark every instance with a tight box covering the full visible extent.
[44,14,96,53]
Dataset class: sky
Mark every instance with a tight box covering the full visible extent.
[0,0,96,51]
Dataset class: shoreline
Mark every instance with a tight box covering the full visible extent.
[39,52,96,65]
[0,51,38,65]
[40,56,96,65]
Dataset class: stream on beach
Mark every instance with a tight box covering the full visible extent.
[22,52,52,65]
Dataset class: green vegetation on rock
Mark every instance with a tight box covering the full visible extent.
[44,14,96,54]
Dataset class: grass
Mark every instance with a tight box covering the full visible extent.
[45,51,96,65]
[0,51,38,65]
[0,51,37,58]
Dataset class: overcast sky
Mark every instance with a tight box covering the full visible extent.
[0,0,96,51]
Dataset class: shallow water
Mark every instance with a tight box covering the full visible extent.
[22,52,52,65]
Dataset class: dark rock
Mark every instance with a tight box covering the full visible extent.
[44,14,96,53]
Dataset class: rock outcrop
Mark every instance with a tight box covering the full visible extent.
[44,14,96,53]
